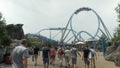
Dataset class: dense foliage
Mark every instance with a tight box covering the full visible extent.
[112,4,120,42]
[0,13,11,47]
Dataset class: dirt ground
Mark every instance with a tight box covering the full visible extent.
[0,52,119,68]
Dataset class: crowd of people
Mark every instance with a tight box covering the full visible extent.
[10,39,97,68]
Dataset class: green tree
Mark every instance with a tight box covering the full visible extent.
[0,13,11,47]
[116,4,120,22]
[112,4,120,42]
[44,41,52,47]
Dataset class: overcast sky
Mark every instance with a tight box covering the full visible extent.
[0,0,120,40]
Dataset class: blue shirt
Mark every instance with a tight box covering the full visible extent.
[42,47,50,58]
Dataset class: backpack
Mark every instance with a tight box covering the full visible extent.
[58,48,64,55]
[90,49,95,57]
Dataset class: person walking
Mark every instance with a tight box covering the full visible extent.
[57,46,64,67]
[64,46,71,68]
[70,45,81,68]
[49,47,56,65]
[82,45,90,68]
[32,45,40,66]
[89,46,97,68]
[11,39,29,68]
[42,45,50,68]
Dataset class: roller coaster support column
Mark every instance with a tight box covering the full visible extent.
[102,36,106,56]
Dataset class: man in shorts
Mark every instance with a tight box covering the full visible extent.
[82,45,90,68]
[64,46,71,68]
[42,45,50,68]
[71,45,81,68]
[32,45,40,66]
[89,46,97,68]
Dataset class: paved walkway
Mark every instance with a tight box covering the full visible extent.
[0,52,119,68]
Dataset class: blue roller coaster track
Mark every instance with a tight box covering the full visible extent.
[62,7,112,43]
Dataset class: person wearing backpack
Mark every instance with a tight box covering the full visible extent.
[57,46,64,67]
[89,46,97,68]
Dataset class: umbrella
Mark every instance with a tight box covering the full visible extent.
[76,41,85,45]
